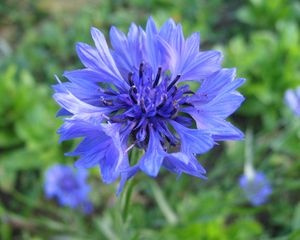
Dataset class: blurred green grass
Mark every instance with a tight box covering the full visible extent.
[1,0,300,239]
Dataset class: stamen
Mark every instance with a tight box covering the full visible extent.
[125,142,136,153]
[140,99,146,113]
[153,67,162,88]
[171,86,178,97]
[101,113,110,121]
[100,97,113,106]
[128,72,134,86]
[104,90,117,96]
[132,86,138,94]
[165,136,176,146]
[139,63,144,78]
[156,94,167,110]
[157,121,178,146]
[129,88,138,104]
[103,100,113,106]
[170,108,178,118]
[167,75,181,91]
[110,116,127,123]
[182,102,194,107]
[184,90,195,95]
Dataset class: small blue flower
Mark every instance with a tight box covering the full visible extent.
[284,87,300,116]
[239,172,272,206]
[53,17,245,195]
[44,164,92,213]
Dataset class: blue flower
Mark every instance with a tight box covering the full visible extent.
[284,87,300,116]
[239,172,272,206]
[53,17,245,195]
[44,164,93,213]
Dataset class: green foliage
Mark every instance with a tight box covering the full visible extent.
[223,20,300,130]
[236,0,300,30]
[1,0,300,239]
[0,65,63,192]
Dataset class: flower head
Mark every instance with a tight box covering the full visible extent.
[239,172,272,206]
[53,17,245,195]
[284,87,300,116]
[44,164,92,213]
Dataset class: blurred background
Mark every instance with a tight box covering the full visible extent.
[1,0,300,239]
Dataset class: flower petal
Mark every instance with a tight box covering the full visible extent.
[183,108,244,141]
[56,108,72,117]
[200,92,245,119]
[57,113,106,142]
[170,120,214,155]
[117,166,139,196]
[179,50,223,81]
[64,68,127,91]
[145,16,159,71]
[53,91,107,115]
[71,138,109,168]
[285,87,300,116]
[172,23,184,55]
[163,153,206,178]
[139,128,167,177]
[53,80,100,106]
[159,18,176,43]
[90,28,123,76]
[110,26,132,74]
[195,68,237,100]
[76,42,101,70]
[68,124,129,183]
[110,24,143,76]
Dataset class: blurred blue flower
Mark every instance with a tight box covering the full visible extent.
[44,164,93,213]
[284,87,300,116]
[239,172,272,206]
[53,17,245,195]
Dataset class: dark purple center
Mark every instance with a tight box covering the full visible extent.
[99,63,195,148]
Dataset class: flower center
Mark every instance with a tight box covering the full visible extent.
[60,175,79,191]
[100,63,194,147]
[126,63,193,120]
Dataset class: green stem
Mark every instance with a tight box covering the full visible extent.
[244,128,255,180]
[121,178,136,223]
[117,148,142,239]
[149,180,178,225]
